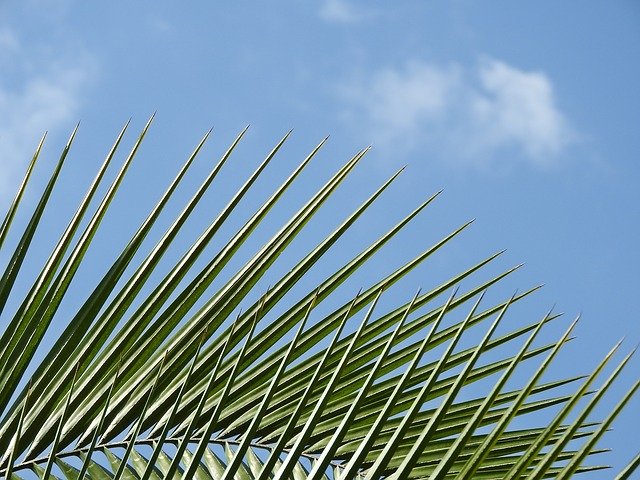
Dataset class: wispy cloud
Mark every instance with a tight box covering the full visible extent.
[469,59,574,166]
[0,26,94,196]
[0,28,19,53]
[337,57,575,170]
[319,0,368,24]
[148,15,174,34]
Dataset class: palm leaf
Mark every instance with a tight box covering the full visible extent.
[0,121,636,479]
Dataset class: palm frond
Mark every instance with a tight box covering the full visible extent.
[0,121,636,479]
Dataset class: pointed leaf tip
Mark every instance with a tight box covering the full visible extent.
[462,218,476,228]
[66,122,80,144]
[142,112,156,129]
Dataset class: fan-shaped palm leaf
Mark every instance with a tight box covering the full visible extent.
[0,119,636,479]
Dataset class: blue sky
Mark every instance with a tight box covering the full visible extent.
[0,0,638,476]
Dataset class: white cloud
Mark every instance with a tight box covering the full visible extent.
[0,26,94,196]
[339,62,462,147]
[319,0,366,24]
[470,59,572,166]
[338,57,575,170]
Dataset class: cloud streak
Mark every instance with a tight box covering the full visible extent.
[0,26,94,196]
[319,0,368,24]
[338,58,575,170]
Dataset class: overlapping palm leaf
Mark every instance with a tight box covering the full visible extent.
[0,119,637,479]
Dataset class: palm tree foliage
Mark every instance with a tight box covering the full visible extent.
[0,117,637,479]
